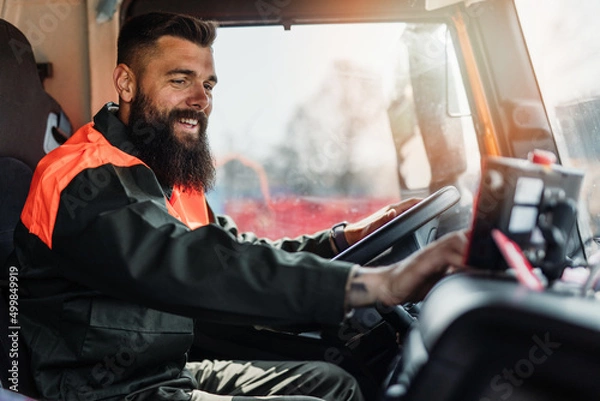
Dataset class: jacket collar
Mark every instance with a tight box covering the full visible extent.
[92,102,133,152]
[92,102,174,198]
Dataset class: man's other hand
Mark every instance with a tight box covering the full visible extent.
[344,230,469,309]
[344,198,422,246]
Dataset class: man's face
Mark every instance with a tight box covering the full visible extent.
[126,36,218,192]
[134,35,217,147]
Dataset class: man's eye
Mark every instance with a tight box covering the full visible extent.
[171,79,186,85]
[204,83,214,91]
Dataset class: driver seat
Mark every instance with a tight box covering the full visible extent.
[0,18,72,267]
[0,18,72,397]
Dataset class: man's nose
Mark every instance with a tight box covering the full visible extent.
[187,84,211,112]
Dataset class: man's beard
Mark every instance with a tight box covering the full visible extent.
[127,91,215,193]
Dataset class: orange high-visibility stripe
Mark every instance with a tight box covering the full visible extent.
[21,123,209,249]
[21,123,145,249]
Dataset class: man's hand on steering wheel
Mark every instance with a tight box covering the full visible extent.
[343,198,422,247]
[343,230,469,309]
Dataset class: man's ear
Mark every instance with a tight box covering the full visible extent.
[113,63,136,104]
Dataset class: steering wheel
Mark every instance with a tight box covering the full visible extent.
[333,185,461,265]
[332,186,461,335]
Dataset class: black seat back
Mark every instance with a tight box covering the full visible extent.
[0,18,72,398]
[0,18,72,171]
[0,18,73,268]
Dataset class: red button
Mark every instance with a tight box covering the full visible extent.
[528,149,557,166]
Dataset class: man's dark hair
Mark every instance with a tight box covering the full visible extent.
[117,12,217,72]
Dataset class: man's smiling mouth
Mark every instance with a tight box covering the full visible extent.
[179,118,199,128]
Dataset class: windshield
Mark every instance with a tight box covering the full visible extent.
[207,22,479,239]
[515,0,600,256]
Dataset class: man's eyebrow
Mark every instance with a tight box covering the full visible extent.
[166,68,195,76]
[166,69,218,83]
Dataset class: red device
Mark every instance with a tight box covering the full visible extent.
[491,229,544,291]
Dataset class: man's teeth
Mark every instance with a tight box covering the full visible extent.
[180,118,198,126]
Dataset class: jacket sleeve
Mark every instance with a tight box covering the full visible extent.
[22,163,353,327]
[213,214,337,258]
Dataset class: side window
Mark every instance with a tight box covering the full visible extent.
[515,0,600,255]
[208,22,479,239]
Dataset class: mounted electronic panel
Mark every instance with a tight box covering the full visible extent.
[466,153,584,281]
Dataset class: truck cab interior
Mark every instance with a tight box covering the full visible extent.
[1,0,600,400]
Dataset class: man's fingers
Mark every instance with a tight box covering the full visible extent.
[344,198,425,246]
[389,197,421,215]
[364,199,420,232]
[409,230,469,280]
[446,264,468,275]
[376,229,471,305]
[378,209,397,226]
[446,233,469,267]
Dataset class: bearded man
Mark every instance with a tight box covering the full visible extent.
[14,12,467,401]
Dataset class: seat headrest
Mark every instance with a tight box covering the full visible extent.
[0,19,71,170]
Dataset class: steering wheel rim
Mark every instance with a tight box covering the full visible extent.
[333,186,461,265]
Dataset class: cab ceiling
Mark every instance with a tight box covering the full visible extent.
[121,0,452,27]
